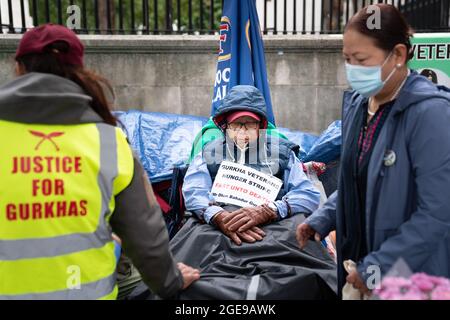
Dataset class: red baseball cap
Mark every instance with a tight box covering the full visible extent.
[226,111,261,123]
[15,24,84,66]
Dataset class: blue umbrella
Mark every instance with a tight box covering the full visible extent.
[211,0,275,125]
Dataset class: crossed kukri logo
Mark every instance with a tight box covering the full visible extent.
[29,130,65,151]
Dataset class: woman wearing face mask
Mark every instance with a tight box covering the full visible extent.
[297,4,450,297]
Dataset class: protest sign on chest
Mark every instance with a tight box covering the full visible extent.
[211,161,282,208]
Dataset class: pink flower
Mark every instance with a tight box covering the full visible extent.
[430,276,450,287]
[375,273,450,300]
[380,276,412,289]
[431,286,450,300]
[399,291,428,300]
[377,290,398,300]
[411,273,435,292]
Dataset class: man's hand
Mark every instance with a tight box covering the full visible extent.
[177,262,200,290]
[296,223,321,249]
[213,210,265,245]
[346,270,371,296]
[222,205,277,233]
[237,227,266,244]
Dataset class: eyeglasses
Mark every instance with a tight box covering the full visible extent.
[227,122,260,131]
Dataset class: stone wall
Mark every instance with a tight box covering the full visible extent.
[0,34,347,134]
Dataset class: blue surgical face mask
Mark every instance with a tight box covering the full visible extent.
[345,52,397,98]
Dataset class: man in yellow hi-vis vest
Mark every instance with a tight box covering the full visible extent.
[0,24,199,300]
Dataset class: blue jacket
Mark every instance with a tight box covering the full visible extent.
[305,71,450,292]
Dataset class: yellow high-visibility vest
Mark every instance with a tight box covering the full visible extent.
[0,120,134,300]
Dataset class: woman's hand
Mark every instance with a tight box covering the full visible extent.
[177,262,200,290]
[296,223,321,249]
[346,270,371,296]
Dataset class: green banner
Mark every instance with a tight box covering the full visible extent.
[409,33,450,87]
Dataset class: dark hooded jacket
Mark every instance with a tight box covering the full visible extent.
[305,71,450,295]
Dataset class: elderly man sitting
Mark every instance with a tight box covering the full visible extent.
[124,86,336,300]
[183,85,321,245]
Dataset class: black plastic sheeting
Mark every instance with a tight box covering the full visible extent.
[129,214,337,300]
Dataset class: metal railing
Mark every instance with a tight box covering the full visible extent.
[0,0,448,35]
[0,0,224,35]
[260,0,450,34]
[401,0,450,32]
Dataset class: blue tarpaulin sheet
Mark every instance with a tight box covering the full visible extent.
[115,111,341,183]
[277,127,319,161]
[302,121,342,164]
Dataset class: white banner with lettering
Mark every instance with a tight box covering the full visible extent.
[211,161,283,208]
